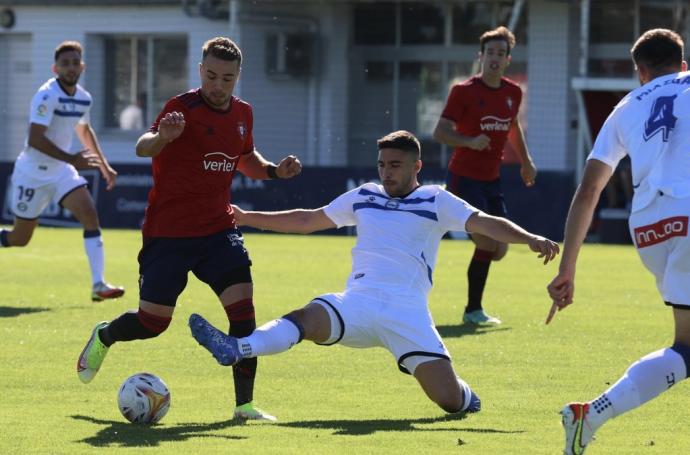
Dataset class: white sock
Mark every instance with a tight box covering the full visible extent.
[588,347,687,429]
[457,377,473,412]
[238,318,300,358]
[84,233,105,285]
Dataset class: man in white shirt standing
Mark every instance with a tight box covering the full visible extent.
[547,29,690,454]
[1,40,124,302]
[188,130,559,416]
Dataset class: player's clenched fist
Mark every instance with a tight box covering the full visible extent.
[276,155,302,179]
[159,111,186,143]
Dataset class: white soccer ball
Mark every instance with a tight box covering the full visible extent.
[117,372,171,424]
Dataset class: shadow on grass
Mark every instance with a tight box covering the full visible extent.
[72,415,246,447]
[278,414,526,436]
[0,306,50,318]
[436,324,511,338]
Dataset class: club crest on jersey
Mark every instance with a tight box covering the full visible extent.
[237,122,246,139]
[506,97,513,110]
[385,200,400,209]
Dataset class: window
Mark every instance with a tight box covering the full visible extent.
[453,1,528,45]
[348,61,394,164]
[400,3,444,45]
[353,2,396,45]
[398,62,443,165]
[587,1,689,77]
[590,2,635,43]
[452,2,494,44]
[640,1,682,33]
[103,35,187,131]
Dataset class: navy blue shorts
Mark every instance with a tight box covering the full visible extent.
[138,228,252,306]
[445,172,507,218]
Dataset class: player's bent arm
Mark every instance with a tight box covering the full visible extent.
[508,119,534,166]
[136,132,169,157]
[27,123,78,163]
[466,212,538,245]
[235,207,336,234]
[557,159,613,276]
[75,123,108,164]
[466,212,559,263]
[237,150,277,180]
[432,117,476,148]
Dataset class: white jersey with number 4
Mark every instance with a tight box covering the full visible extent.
[588,71,690,213]
[323,183,478,300]
[14,77,92,182]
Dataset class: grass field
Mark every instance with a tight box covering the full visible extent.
[0,227,686,454]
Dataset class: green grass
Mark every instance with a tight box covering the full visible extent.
[0,227,685,454]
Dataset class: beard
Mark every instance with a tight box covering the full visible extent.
[201,90,231,108]
[59,73,81,87]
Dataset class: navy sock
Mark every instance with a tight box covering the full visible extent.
[230,319,257,406]
[100,310,167,347]
[225,298,257,407]
[465,249,492,313]
[0,230,10,247]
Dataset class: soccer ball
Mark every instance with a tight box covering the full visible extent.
[117,373,171,424]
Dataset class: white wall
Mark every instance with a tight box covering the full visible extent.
[526,0,574,171]
[0,33,33,162]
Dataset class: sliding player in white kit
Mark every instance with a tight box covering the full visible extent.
[0,41,124,302]
[188,130,559,415]
[547,29,690,454]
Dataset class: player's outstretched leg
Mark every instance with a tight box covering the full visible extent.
[561,402,596,455]
[77,321,110,383]
[91,281,125,302]
[189,313,243,366]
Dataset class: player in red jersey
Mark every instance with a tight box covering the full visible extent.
[76,37,301,421]
[433,26,537,325]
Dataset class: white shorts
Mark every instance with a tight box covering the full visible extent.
[629,195,690,307]
[10,165,87,219]
[311,289,450,375]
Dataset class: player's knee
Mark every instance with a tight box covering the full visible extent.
[492,243,508,261]
[137,309,172,338]
[284,308,309,331]
[73,205,99,228]
[284,306,325,341]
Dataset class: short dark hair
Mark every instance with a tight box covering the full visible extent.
[377,130,421,159]
[631,28,684,72]
[480,26,516,55]
[202,37,242,65]
[54,40,83,62]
